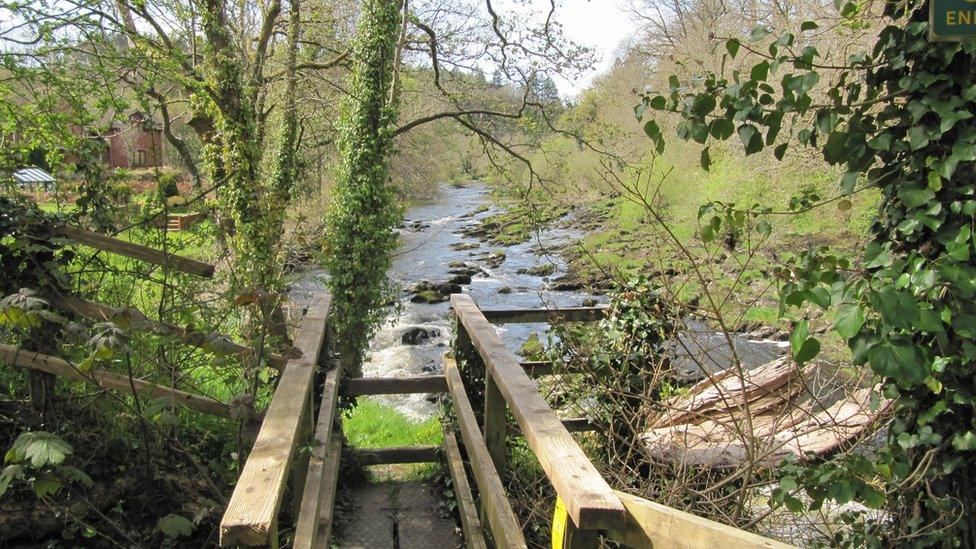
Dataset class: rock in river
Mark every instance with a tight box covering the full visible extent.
[401,326,441,345]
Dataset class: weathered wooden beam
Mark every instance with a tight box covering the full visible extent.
[444,357,527,549]
[220,294,331,547]
[451,294,625,531]
[345,445,440,465]
[480,306,607,325]
[52,295,287,369]
[57,225,215,278]
[343,375,447,396]
[607,490,793,549]
[0,344,231,418]
[294,369,341,549]
[442,425,489,549]
[313,440,342,549]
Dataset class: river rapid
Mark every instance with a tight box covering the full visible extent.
[290,182,786,420]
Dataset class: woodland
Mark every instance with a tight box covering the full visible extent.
[0,0,974,547]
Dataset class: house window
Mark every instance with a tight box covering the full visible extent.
[135,150,146,167]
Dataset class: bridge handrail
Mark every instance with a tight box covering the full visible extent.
[452,295,794,548]
[219,294,331,547]
[450,294,626,531]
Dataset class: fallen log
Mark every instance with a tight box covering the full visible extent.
[642,358,890,468]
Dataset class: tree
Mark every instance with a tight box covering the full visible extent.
[323,0,404,377]
[640,1,976,543]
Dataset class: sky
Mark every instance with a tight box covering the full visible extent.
[543,1,639,97]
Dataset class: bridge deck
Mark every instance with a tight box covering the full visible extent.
[333,481,459,549]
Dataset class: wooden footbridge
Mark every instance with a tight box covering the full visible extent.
[3,225,790,548]
[217,291,791,548]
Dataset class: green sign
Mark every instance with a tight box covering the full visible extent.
[931,0,976,41]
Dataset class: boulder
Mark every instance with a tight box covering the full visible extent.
[401,326,440,345]
[448,274,472,285]
[549,278,583,291]
[410,290,448,304]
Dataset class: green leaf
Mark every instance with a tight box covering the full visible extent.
[898,185,935,208]
[726,38,741,59]
[749,25,771,42]
[0,464,24,498]
[907,125,930,150]
[633,102,647,121]
[790,321,820,365]
[867,132,892,151]
[691,94,716,116]
[709,118,734,140]
[868,340,925,384]
[800,20,819,31]
[751,61,770,82]
[870,288,920,329]
[157,514,194,539]
[738,124,763,155]
[33,473,62,498]
[644,120,665,153]
[834,304,865,339]
[6,431,73,468]
[952,431,976,451]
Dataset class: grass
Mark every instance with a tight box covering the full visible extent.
[342,398,444,481]
[343,398,442,448]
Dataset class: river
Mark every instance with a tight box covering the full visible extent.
[290,182,786,420]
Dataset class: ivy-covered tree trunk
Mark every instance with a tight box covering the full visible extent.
[270,0,301,222]
[324,0,403,377]
[861,6,976,544]
[196,0,274,290]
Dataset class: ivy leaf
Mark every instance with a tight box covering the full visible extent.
[157,514,194,539]
[898,186,935,208]
[870,288,920,329]
[868,340,925,384]
[834,304,865,339]
[952,432,976,451]
[700,147,711,171]
[800,20,819,31]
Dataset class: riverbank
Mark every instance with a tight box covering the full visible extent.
[476,160,881,364]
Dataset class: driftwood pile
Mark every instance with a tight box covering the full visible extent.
[640,357,890,468]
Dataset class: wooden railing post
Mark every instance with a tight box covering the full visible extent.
[453,310,485,419]
[483,374,507,477]
[289,388,315,516]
